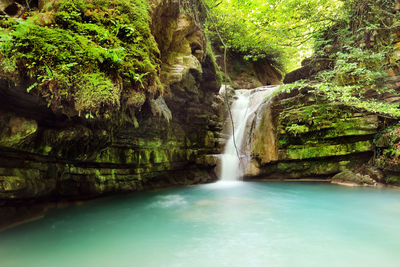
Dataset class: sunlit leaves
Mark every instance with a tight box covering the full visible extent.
[205,0,345,71]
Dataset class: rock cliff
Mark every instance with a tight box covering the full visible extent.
[245,89,379,180]
[245,37,400,184]
[0,0,222,227]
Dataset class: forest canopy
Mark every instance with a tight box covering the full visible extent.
[204,0,345,72]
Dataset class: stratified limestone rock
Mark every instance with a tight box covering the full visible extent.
[279,141,373,160]
[151,0,207,92]
[196,154,220,167]
[0,173,56,200]
[246,90,379,180]
[0,0,24,17]
[250,103,278,164]
[0,0,222,215]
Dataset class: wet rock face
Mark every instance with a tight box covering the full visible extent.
[0,0,222,211]
[245,90,379,180]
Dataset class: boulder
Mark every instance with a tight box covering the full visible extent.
[331,170,377,186]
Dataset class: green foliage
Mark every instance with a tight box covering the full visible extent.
[0,0,161,118]
[205,0,344,72]
[74,73,120,114]
[282,80,400,118]
[385,175,400,185]
[375,124,400,173]
[285,124,309,136]
[205,40,225,83]
[281,0,400,118]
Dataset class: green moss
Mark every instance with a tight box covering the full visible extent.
[276,161,348,177]
[43,146,52,154]
[279,102,378,142]
[281,140,373,160]
[0,117,38,147]
[205,40,224,83]
[285,124,309,136]
[74,73,120,114]
[278,135,289,147]
[374,124,400,172]
[385,175,400,185]
[0,0,162,118]
[279,104,354,127]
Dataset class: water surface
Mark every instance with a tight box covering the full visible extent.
[1,182,400,267]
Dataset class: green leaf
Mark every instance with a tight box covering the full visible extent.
[26,82,38,93]
[44,64,53,77]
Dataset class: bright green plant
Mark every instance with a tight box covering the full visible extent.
[0,0,162,119]
[285,124,309,136]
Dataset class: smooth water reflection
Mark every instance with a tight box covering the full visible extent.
[1,182,400,267]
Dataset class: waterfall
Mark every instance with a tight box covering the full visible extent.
[219,86,280,181]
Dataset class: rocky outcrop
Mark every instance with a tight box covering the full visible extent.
[214,50,282,88]
[283,57,332,84]
[268,28,400,183]
[331,169,380,187]
[0,0,222,227]
[244,89,379,180]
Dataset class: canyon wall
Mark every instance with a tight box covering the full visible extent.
[245,89,379,180]
[0,0,222,226]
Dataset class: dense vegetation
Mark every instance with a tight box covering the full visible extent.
[281,0,400,118]
[0,0,161,119]
[1,0,399,121]
[205,0,400,119]
[204,0,400,117]
[204,0,344,72]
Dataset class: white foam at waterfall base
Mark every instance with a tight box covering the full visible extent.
[219,86,280,181]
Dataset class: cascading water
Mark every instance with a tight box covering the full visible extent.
[219,86,280,181]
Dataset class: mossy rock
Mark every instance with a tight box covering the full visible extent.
[0,114,38,147]
[252,153,371,179]
[279,140,373,160]
[332,170,377,186]
[0,0,161,118]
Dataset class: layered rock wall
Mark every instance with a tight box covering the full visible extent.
[0,0,222,226]
[245,90,379,180]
